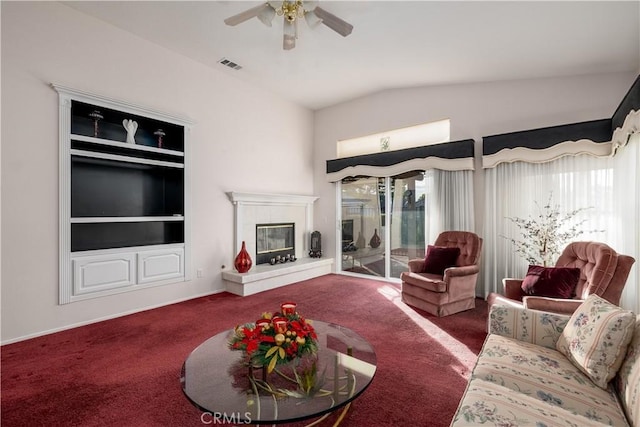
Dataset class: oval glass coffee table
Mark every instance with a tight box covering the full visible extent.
[181,320,377,425]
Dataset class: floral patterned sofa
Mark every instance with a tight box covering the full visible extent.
[451,295,639,426]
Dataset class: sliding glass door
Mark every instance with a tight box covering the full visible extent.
[339,172,428,279]
[340,177,386,277]
[388,172,428,278]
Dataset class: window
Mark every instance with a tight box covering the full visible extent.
[482,149,639,313]
[336,119,450,158]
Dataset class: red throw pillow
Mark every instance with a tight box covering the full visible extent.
[423,245,460,275]
[521,265,580,299]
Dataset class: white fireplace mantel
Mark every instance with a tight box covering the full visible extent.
[226,192,319,206]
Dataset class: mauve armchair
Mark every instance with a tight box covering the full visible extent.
[487,241,636,315]
[401,231,483,317]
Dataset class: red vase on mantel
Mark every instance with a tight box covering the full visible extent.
[234,241,252,273]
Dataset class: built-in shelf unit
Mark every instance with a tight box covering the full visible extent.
[54,84,191,304]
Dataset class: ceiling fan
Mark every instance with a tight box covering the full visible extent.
[224,1,353,50]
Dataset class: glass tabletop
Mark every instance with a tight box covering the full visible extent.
[181,320,377,424]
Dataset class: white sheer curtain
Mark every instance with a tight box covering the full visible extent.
[425,169,475,244]
[482,139,639,313]
[611,133,640,312]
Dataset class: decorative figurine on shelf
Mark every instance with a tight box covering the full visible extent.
[122,119,138,144]
[88,110,103,138]
[154,129,166,148]
[309,231,322,258]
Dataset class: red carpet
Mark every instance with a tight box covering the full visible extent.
[1,274,487,426]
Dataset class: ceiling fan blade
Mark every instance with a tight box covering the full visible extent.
[224,3,270,26]
[313,6,353,37]
[283,19,296,50]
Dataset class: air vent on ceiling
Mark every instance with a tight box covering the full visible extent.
[218,58,242,70]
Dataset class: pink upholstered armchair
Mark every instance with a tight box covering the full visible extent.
[488,241,636,315]
[401,231,483,317]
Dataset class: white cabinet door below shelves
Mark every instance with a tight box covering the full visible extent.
[73,253,136,295]
[137,248,184,284]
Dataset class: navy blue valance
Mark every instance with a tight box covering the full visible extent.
[483,74,640,168]
[326,139,475,182]
[612,75,640,131]
[483,119,612,156]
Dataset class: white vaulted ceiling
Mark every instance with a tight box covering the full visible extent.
[63,1,640,110]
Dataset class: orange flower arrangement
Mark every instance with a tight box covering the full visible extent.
[228,302,318,373]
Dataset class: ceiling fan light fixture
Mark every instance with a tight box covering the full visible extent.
[257,6,276,27]
[278,0,304,23]
[304,10,322,28]
[224,1,352,50]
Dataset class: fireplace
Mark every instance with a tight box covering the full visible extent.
[224,192,332,296]
[255,223,295,265]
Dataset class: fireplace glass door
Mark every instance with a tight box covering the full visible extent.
[256,223,295,264]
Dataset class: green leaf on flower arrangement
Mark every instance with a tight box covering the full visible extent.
[267,354,278,373]
[265,346,279,358]
[278,347,285,359]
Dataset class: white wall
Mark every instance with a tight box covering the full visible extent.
[0,2,314,343]
[313,72,638,263]
[2,3,636,343]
